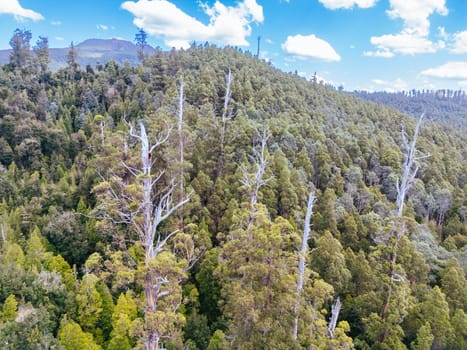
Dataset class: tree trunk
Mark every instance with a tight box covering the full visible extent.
[293,190,315,339]
[381,114,426,331]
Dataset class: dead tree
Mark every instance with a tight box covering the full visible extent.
[396,113,428,217]
[94,120,190,350]
[293,190,315,339]
[328,297,342,339]
[1,219,6,244]
[381,113,429,326]
[239,128,272,227]
[177,78,185,225]
[220,68,232,154]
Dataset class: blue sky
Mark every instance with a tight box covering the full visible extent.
[1,0,466,91]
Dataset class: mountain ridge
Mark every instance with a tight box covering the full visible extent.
[0,37,156,70]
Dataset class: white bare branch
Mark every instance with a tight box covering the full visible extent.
[222,68,232,123]
[220,68,233,163]
[396,113,428,217]
[178,77,185,225]
[241,128,273,210]
[293,190,315,339]
[328,297,342,339]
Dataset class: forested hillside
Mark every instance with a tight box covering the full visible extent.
[353,90,467,129]
[0,33,466,350]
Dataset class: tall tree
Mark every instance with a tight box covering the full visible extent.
[66,41,78,75]
[9,28,32,69]
[135,28,148,62]
[219,68,233,161]
[33,36,50,75]
[293,189,315,339]
[93,121,194,350]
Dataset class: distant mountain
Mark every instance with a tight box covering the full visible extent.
[353,90,467,129]
[0,38,155,70]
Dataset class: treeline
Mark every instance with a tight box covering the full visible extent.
[0,29,466,349]
[357,89,467,100]
[354,90,467,129]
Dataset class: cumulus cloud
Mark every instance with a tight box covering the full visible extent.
[97,24,109,31]
[386,0,447,36]
[121,0,263,49]
[421,62,467,80]
[281,34,341,62]
[318,0,377,10]
[366,0,448,56]
[0,0,43,21]
[370,32,445,55]
[450,30,467,54]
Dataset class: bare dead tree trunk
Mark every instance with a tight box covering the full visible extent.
[381,113,429,327]
[293,190,315,339]
[178,78,184,226]
[396,113,427,217]
[99,120,105,146]
[239,128,272,227]
[0,220,6,244]
[328,297,342,339]
[220,68,232,155]
[103,121,190,350]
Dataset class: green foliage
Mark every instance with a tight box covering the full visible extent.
[76,274,103,336]
[310,231,351,294]
[207,330,229,350]
[0,42,465,349]
[58,317,101,350]
[107,292,137,350]
[410,322,434,350]
[1,294,18,321]
[217,205,301,349]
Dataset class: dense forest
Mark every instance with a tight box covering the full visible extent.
[353,90,467,129]
[0,29,466,350]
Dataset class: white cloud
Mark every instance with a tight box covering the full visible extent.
[97,24,109,31]
[318,0,377,10]
[421,62,467,80]
[51,20,62,26]
[281,34,341,62]
[366,0,448,57]
[386,0,447,36]
[121,0,263,49]
[55,37,65,41]
[363,49,394,58]
[450,30,467,54]
[0,0,43,21]
[369,31,445,55]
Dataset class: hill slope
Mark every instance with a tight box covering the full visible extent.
[0,45,466,349]
[354,90,467,129]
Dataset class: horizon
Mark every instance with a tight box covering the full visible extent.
[0,0,466,92]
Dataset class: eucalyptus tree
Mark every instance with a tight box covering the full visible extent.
[93,119,202,350]
[9,28,32,69]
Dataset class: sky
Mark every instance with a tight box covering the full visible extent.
[0,0,466,91]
